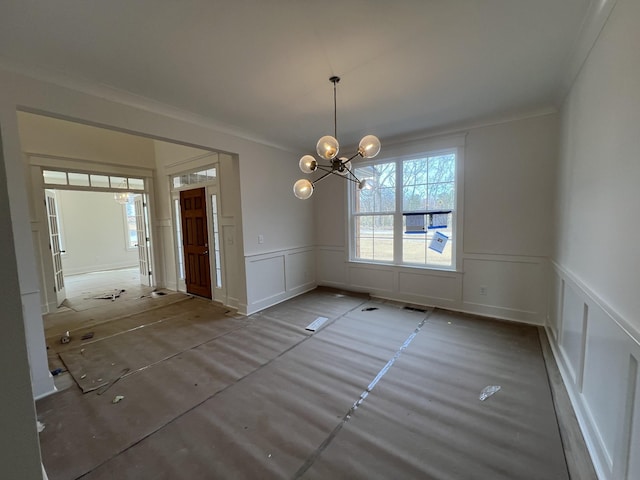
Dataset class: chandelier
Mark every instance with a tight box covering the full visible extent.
[293,76,381,200]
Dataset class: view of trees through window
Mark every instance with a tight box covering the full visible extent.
[352,152,456,268]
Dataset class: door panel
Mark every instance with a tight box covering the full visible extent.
[134,195,151,286]
[45,190,66,306]
[180,188,212,298]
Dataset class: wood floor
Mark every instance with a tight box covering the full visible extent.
[38,285,596,480]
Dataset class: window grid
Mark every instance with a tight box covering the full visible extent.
[351,151,457,269]
[42,169,145,191]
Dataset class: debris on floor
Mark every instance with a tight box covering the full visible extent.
[305,316,329,332]
[112,395,125,404]
[92,289,126,301]
[362,307,379,311]
[139,289,169,299]
[37,421,45,433]
[50,368,64,376]
[81,332,95,340]
[97,368,131,396]
[60,331,71,344]
[479,385,501,401]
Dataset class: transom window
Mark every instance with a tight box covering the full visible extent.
[350,150,458,269]
[42,169,145,191]
[171,168,217,189]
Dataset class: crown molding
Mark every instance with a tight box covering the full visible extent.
[0,59,294,153]
[558,0,618,103]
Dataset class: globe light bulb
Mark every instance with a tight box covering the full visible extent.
[358,135,381,158]
[316,135,339,160]
[299,155,317,174]
[293,178,314,199]
[359,179,373,190]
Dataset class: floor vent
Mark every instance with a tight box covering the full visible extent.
[305,316,329,332]
[403,306,427,313]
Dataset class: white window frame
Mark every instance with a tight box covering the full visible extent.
[348,135,465,272]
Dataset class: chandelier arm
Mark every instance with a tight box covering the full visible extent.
[311,170,336,185]
[314,165,334,173]
[342,152,361,164]
[343,164,362,183]
[342,174,363,184]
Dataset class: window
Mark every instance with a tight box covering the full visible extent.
[124,198,138,250]
[172,168,216,189]
[351,150,458,269]
[42,169,145,191]
[210,194,223,288]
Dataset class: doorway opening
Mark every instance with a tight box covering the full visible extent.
[41,174,153,310]
[170,164,227,305]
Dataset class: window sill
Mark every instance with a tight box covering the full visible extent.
[347,259,460,274]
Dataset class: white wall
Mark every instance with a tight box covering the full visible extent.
[549,0,640,478]
[17,111,157,168]
[316,113,557,325]
[0,133,44,480]
[56,190,138,275]
[0,67,314,406]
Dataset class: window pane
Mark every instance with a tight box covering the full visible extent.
[355,162,395,213]
[43,170,67,185]
[403,159,428,186]
[428,182,455,209]
[172,176,183,189]
[67,172,89,186]
[354,215,394,262]
[125,201,138,248]
[128,178,144,190]
[90,174,110,188]
[206,168,217,179]
[211,194,222,288]
[174,199,184,280]
[428,154,455,183]
[403,235,427,264]
[111,176,128,188]
[403,184,427,211]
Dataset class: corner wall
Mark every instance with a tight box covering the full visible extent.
[316,113,557,325]
[0,67,314,401]
[0,123,44,480]
[550,0,640,478]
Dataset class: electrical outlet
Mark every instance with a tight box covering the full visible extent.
[479,285,488,296]
[258,234,264,244]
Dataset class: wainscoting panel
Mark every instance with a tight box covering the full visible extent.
[316,246,346,288]
[285,248,315,292]
[243,246,315,315]
[559,282,587,388]
[317,248,548,323]
[548,273,564,341]
[396,270,458,304]
[348,264,395,294]
[547,263,640,480]
[462,256,547,324]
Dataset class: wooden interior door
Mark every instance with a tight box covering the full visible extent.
[180,188,212,298]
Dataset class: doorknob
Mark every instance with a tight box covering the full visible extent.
[203,250,209,255]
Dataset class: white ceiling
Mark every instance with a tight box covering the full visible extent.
[0,0,592,152]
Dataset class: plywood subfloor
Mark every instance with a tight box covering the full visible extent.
[37,289,578,480]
